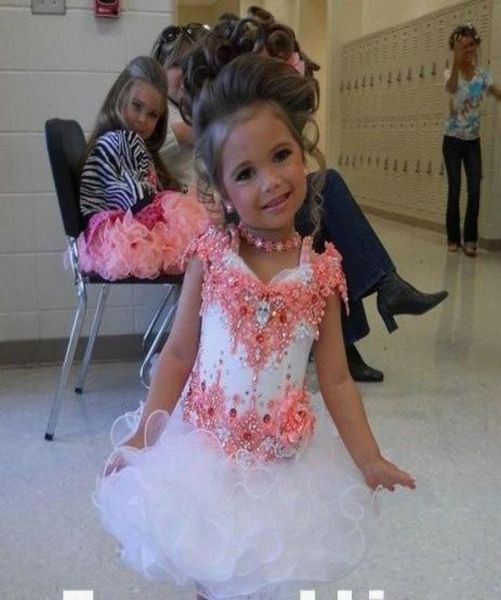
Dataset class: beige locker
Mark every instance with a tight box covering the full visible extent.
[338,0,492,221]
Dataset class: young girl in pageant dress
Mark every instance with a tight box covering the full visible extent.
[77,56,208,280]
[95,55,415,600]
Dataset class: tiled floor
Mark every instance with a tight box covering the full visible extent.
[1,216,500,600]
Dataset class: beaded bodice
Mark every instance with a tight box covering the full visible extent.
[182,227,347,462]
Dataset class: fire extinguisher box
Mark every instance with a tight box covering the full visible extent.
[94,0,120,18]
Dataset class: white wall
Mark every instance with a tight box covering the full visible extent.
[0,0,175,346]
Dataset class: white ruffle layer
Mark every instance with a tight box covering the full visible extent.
[95,399,381,600]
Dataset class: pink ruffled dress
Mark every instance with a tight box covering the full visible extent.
[78,189,209,279]
[95,227,381,600]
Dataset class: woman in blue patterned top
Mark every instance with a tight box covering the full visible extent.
[443,23,501,256]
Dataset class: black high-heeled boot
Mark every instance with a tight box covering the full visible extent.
[376,272,448,333]
[346,344,384,383]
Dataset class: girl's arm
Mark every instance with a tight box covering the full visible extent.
[314,294,415,491]
[125,257,204,449]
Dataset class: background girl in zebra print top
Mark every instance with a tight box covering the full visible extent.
[78,56,208,280]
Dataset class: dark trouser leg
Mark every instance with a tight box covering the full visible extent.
[463,138,482,244]
[297,170,395,344]
[341,299,369,346]
[316,170,395,301]
[442,135,463,245]
[298,169,448,339]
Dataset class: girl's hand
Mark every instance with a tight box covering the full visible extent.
[103,432,145,477]
[362,456,416,492]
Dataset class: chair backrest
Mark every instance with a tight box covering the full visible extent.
[45,119,86,238]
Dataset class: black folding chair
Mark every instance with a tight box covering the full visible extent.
[44,118,182,440]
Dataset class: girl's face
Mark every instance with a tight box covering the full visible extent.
[123,80,164,140]
[220,105,307,240]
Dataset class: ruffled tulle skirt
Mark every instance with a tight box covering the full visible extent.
[95,398,381,600]
[78,190,209,280]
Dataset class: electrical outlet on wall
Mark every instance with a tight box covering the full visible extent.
[31,0,66,15]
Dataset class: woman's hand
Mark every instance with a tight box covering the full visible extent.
[362,456,416,492]
[452,35,469,65]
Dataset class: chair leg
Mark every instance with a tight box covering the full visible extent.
[140,285,181,389]
[141,284,175,353]
[75,283,110,394]
[45,286,88,441]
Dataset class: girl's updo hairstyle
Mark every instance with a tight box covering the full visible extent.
[192,54,325,234]
[181,11,319,123]
[448,23,481,49]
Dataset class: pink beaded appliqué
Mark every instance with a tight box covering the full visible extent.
[189,227,348,375]
[183,367,316,461]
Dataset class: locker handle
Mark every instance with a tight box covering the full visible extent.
[354,78,359,89]
[393,159,398,172]
[419,65,425,78]
[403,160,408,173]
[384,157,389,170]
[426,160,432,175]
[439,162,444,176]
[370,75,374,87]
[431,62,437,76]
[407,67,412,81]
[362,76,366,88]
[387,71,392,84]
[415,159,421,174]
[396,70,402,82]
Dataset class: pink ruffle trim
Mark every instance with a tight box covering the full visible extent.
[77,190,209,280]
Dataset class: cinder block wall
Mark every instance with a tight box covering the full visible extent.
[0,0,175,363]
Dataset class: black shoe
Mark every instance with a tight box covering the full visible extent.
[376,272,448,333]
[346,344,384,383]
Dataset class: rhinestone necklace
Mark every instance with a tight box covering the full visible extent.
[238,225,301,253]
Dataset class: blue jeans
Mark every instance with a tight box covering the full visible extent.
[442,135,482,245]
[296,169,395,345]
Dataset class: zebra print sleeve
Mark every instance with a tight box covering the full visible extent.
[79,130,156,219]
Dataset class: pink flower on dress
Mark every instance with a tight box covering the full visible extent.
[275,388,315,446]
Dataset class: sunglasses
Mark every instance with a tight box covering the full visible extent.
[153,23,211,63]
[162,22,210,44]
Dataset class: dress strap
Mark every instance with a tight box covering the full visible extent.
[300,236,313,265]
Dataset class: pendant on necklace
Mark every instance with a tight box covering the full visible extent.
[256,300,271,328]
